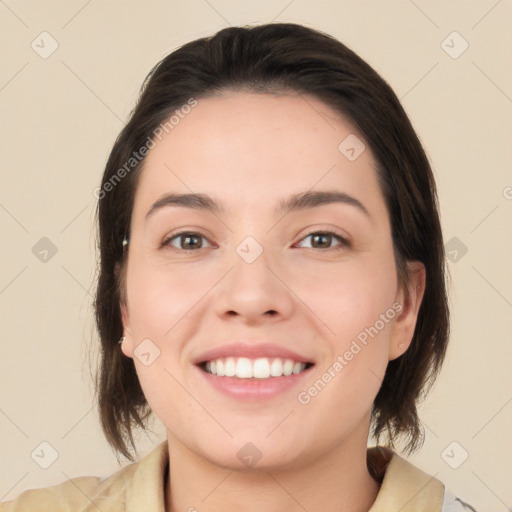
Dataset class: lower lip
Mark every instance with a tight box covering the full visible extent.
[195,365,313,400]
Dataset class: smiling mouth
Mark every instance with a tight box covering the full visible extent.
[198,357,314,379]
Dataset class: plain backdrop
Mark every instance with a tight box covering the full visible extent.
[1,1,511,510]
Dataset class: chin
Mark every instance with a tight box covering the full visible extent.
[190,434,305,472]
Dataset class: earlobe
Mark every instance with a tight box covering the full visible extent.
[120,303,134,358]
[117,260,134,358]
[389,261,426,361]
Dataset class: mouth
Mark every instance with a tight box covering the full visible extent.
[198,357,314,379]
[193,343,316,399]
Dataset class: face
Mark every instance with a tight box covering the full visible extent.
[120,91,424,470]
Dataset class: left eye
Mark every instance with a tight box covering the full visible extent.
[295,231,348,250]
[162,232,213,251]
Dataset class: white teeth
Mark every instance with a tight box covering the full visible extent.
[253,358,270,379]
[224,357,236,377]
[236,357,253,378]
[283,359,294,376]
[203,357,308,379]
[270,358,283,377]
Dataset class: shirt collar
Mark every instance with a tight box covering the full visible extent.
[124,441,444,512]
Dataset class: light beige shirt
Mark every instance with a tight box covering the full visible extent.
[0,442,473,511]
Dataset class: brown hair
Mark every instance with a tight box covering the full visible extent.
[94,22,449,461]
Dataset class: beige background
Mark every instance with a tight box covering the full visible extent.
[1,0,511,510]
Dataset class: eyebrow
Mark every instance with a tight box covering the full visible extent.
[276,190,370,218]
[145,190,370,220]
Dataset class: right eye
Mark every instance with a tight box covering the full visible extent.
[161,231,213,251]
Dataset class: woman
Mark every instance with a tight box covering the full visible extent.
[1,23,476,511]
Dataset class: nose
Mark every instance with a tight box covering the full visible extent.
[213,242,295,326]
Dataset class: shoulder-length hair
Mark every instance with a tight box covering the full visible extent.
[94,22,449,461]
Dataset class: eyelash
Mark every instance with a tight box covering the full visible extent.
[295,230,351,250]
[160,230,351,252]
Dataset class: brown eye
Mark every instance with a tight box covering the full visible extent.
[162,232,212,251]
[296,231,349,250]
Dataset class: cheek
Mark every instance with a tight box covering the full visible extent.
[124,258,209,428]
[290,250,398,341]
[291,251,398,405]
[126,255,217,338]
[124,256,223,412]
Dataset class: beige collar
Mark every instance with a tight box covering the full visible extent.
[367,446,445,511]
[90,441,444,512]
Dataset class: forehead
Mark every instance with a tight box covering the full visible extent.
[132,92,383,218]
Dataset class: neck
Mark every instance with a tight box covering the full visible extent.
[165,434,380,512]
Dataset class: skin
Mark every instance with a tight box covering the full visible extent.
[120,91,425,512]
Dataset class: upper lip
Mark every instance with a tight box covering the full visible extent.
[193,343,315,365]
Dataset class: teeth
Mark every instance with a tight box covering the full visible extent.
[283,359,294,376]
[224,357,236,377]
[292,362,303,375]
[203,357,308,379]
[270,358,283,377]
[253,358,270,379]
[236,358,253,378]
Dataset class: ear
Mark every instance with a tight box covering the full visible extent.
[388,261,426,361]
[117,261,135,359]
[120,301,135,358]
